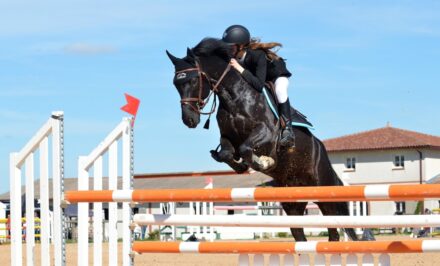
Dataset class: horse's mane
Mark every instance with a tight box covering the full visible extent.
[192,38,232,61]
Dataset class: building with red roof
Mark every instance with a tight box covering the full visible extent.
[323,124,440,215]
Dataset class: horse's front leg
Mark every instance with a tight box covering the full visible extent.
[238,124,276,171]
[210,137,249,173]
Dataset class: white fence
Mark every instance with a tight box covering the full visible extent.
[10,111,64,266]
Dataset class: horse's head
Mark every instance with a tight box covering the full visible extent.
[167,38,232,128]
[166,48,213,128]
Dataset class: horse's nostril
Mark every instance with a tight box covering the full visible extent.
[189,118,194,125]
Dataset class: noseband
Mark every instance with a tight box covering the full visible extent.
[175,61,231,115]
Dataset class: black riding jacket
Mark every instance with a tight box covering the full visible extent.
[240,49,267,92]
[239,48,292,92]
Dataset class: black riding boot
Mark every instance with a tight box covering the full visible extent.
[279,99,295,147]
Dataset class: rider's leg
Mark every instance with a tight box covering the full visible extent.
[275,77,295,147]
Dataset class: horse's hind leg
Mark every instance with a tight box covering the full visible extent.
[281,202,308,242]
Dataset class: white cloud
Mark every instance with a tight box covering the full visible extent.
[63,43,117,55]
[0,1,240,37]
[0,89,59,97]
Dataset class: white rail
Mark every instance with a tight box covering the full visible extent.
[133,214,440,228]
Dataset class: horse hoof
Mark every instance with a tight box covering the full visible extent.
[233,164,249,174]
[210,150,221,162]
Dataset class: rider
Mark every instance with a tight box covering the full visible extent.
[222,24,294,147]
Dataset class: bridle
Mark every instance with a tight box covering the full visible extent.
[175,60,231,115]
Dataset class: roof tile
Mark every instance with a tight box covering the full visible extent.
[323,126,440,152]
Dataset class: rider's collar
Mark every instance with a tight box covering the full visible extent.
[237,51,247,63]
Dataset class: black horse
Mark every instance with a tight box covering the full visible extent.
[167,38,358,242]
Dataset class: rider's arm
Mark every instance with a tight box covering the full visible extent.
[241,50,267,92]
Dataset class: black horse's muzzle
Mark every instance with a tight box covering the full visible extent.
[181,104,200,128]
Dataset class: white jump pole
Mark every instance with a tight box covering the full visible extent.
[39,136,50,265]
[52,112,64,266]
[203,178,213,241]
[25,154,35,265]
[77,156,89,266]
[122,120,133,266]
[355,201,362,235]
[93,156,103,266]
[76,117,133,266]
[133,214,440,228]
[10,152,21,265]
[196,201,200,236]
[108,141,118,266]
[189,201,194,235]
[10,111,64,266]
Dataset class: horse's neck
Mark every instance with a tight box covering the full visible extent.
[218,71,250,99]
[203,57,271,118]
[217,73,272,121]
[216,73,246,110]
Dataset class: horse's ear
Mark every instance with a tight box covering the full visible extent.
[186,47,195,58]
[186,48,196,64]
[166,50,180,66]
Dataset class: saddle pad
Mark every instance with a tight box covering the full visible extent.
[262,87,314,130]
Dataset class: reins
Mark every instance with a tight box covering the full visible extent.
[175,61,231,117]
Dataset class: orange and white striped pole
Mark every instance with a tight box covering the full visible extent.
[132,240,440,254]
[65,184,440,203]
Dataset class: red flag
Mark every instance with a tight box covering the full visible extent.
[121,93,140,116]
[121,93,140,125]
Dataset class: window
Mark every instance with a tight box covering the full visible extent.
[346,157,356,170]
[162,202,172,214]
[359,201,369,216]
[394,155,405,168]
[395,202,406,214]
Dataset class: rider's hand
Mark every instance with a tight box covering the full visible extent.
[229,59,245,74]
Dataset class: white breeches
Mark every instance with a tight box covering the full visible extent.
[274,76,289,104]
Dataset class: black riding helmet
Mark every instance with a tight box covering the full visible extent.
[222,25,250,45]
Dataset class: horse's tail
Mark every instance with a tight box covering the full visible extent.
[333,168,378,241]
[316,137,362,241]
[330,167,361,241]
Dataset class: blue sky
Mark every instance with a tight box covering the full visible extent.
[1,1,439,193]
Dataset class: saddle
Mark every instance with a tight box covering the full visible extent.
[263,82,314,129]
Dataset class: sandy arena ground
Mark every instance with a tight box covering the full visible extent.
[1,236,439,265]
